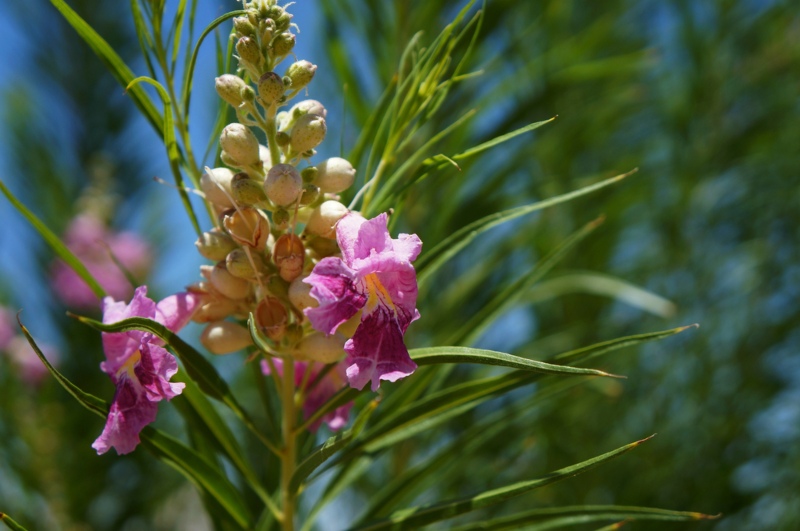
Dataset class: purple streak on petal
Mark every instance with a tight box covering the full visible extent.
[135,342,185,401]
[344,306,417,391]
[155,292,200,332]
[335,211,365,266]
[91,376,158,455]
[304,257,366,334]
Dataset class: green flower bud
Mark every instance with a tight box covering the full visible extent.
[274,13,292,32]
[201,320,253,355]
[233,16,256,37]
[226,247,267,279]
[267,274,290,299]
[236,36,262,71]
[231,172,268,205]
[313,157,356,194]
[276,131,290,147]
[299,183,320,206]
[241,85,256,103]
[301,166,318,183]
[271,32,295,58]
[305,200,348,238]
[289,113,326,154]
[215,74,248,108]
[294,332,345,364]
[285,60,317,91]
[272,207,291,228]
[195,229,238,261]
[258,71,284,106]
[265,163,303,206]
[220,123,261,168]
[201,167,236,208]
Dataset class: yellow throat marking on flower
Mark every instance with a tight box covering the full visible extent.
[117,349,142,379]
[364,273,395,313]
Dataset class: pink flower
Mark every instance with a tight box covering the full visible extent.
[261,358,352,431]
[51,214,152,309]
[304,212,421,391]
[93,286,198,455]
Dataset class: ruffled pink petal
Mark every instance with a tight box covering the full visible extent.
[335,212,366,266]
[155,292,200,332]
[351,213,392,261]
[344,306,417,391]
[304,257,367,334]
[92,376,158,455]
[393,233,423,263]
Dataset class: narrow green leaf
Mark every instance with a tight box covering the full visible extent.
[349,436,655,531]
[170,0,188,73]
[301,457,375,531]
[554,324,699,365]
[410,346,622,378]
[0,512,29,531]
[296,386,362,434]
[0,180,105,299]
[449,505,720,531]
[452,117,556,162]
[130,0,158,78]
[49,0,163,134]
[416,169,636,283]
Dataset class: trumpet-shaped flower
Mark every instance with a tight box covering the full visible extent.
[92,286,198,455]
[305,212,421,391]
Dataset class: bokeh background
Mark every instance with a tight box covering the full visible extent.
[1,0,798,529]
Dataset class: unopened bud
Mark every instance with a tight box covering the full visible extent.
[231,172,268,205]
[188,282,241,322]
[226,248,267,279]
[241,85,256,103]
[236,36,262,70]
[301,166,318,183]
[223,207,271,250]
[196,229,238,261]
[290,114,326,155]
[258,71,284,106]
[299,183,320,206]
[289,275,317,311]
[285,60,316,91]
[305,200,348,238]
[201,320,253,355]
[233,16,256,37]
[220,123,261,168]
[271,32,295,57]
[201,167,236,208]
[284,323,303,344]
[274,12,292,32]
[265,163,303,206]
[276,131,290,147]
[215,74,248,108]
[210,261,252,300]
[294,332,345,364]
[255,296,288,341]
[314,157,356,193]
[267,274,290,299]
[272,234,305,282]
[273,208,291,227]
[306,234,341,257]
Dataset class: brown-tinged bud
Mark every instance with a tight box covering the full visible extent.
[215,74,248,108]
[294,332,346,364]
[231,172,268,205]
[288,275,317,311]
[210,261,252,300]
[220,123,261,168]
[271,32,295,57]
[289,114,326,154]
[188,281,241,322]
[201,320,253,355]
[201,167,236,208]
[236,36,262,70]
[264,163,303,206]
[258,71,284,106]
[255,296,288,341]
[314,157,356,194]
[226,248,267,279]
[299,183,320,206]
[223,207,271,250]
[285,60,316,91]
[272,234,305,282]
[233,16,256,37]
[305,200,348,238]
[195,229,238,261]
[301,166,318,183]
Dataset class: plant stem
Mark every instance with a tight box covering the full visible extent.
[265,104,283,168]
[281,357,297,531]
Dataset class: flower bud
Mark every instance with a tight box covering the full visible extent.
[231,172,268,205]
[210,261,252,300]
[223,207,271,250]
[201,167,236,208]
[271,32,295,57]
[220,123,261,168]
[290,114,326,155]
[299,183,320,206]
[285,60,316,91]
[314,157,356,194]
[201,320,253,355]
[236,36,262,71]
[264,164,303,206]
[233,16,256,37]
[306,234,341,257]
[226,248,267,279]
[272,234,305,282]
[273,208,291,228]
[188,281,241,322]
[301,166,318,183]
[267,274,290,299]
[305,200,348,238]
[274,12,292,32]
[276,131,290,147]
[195,229,238,261]
[258,71,285,106]
[294,332,345,364]
[255,296,288,341]
[215,74,248,108]
[288,275,317,311]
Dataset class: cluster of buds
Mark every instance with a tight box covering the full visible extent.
[192,0,358,366]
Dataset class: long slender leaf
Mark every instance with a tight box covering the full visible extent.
[0,513,29,531]
[0,180,105,299]
[49,0,163,134]
[349,436,654,531]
